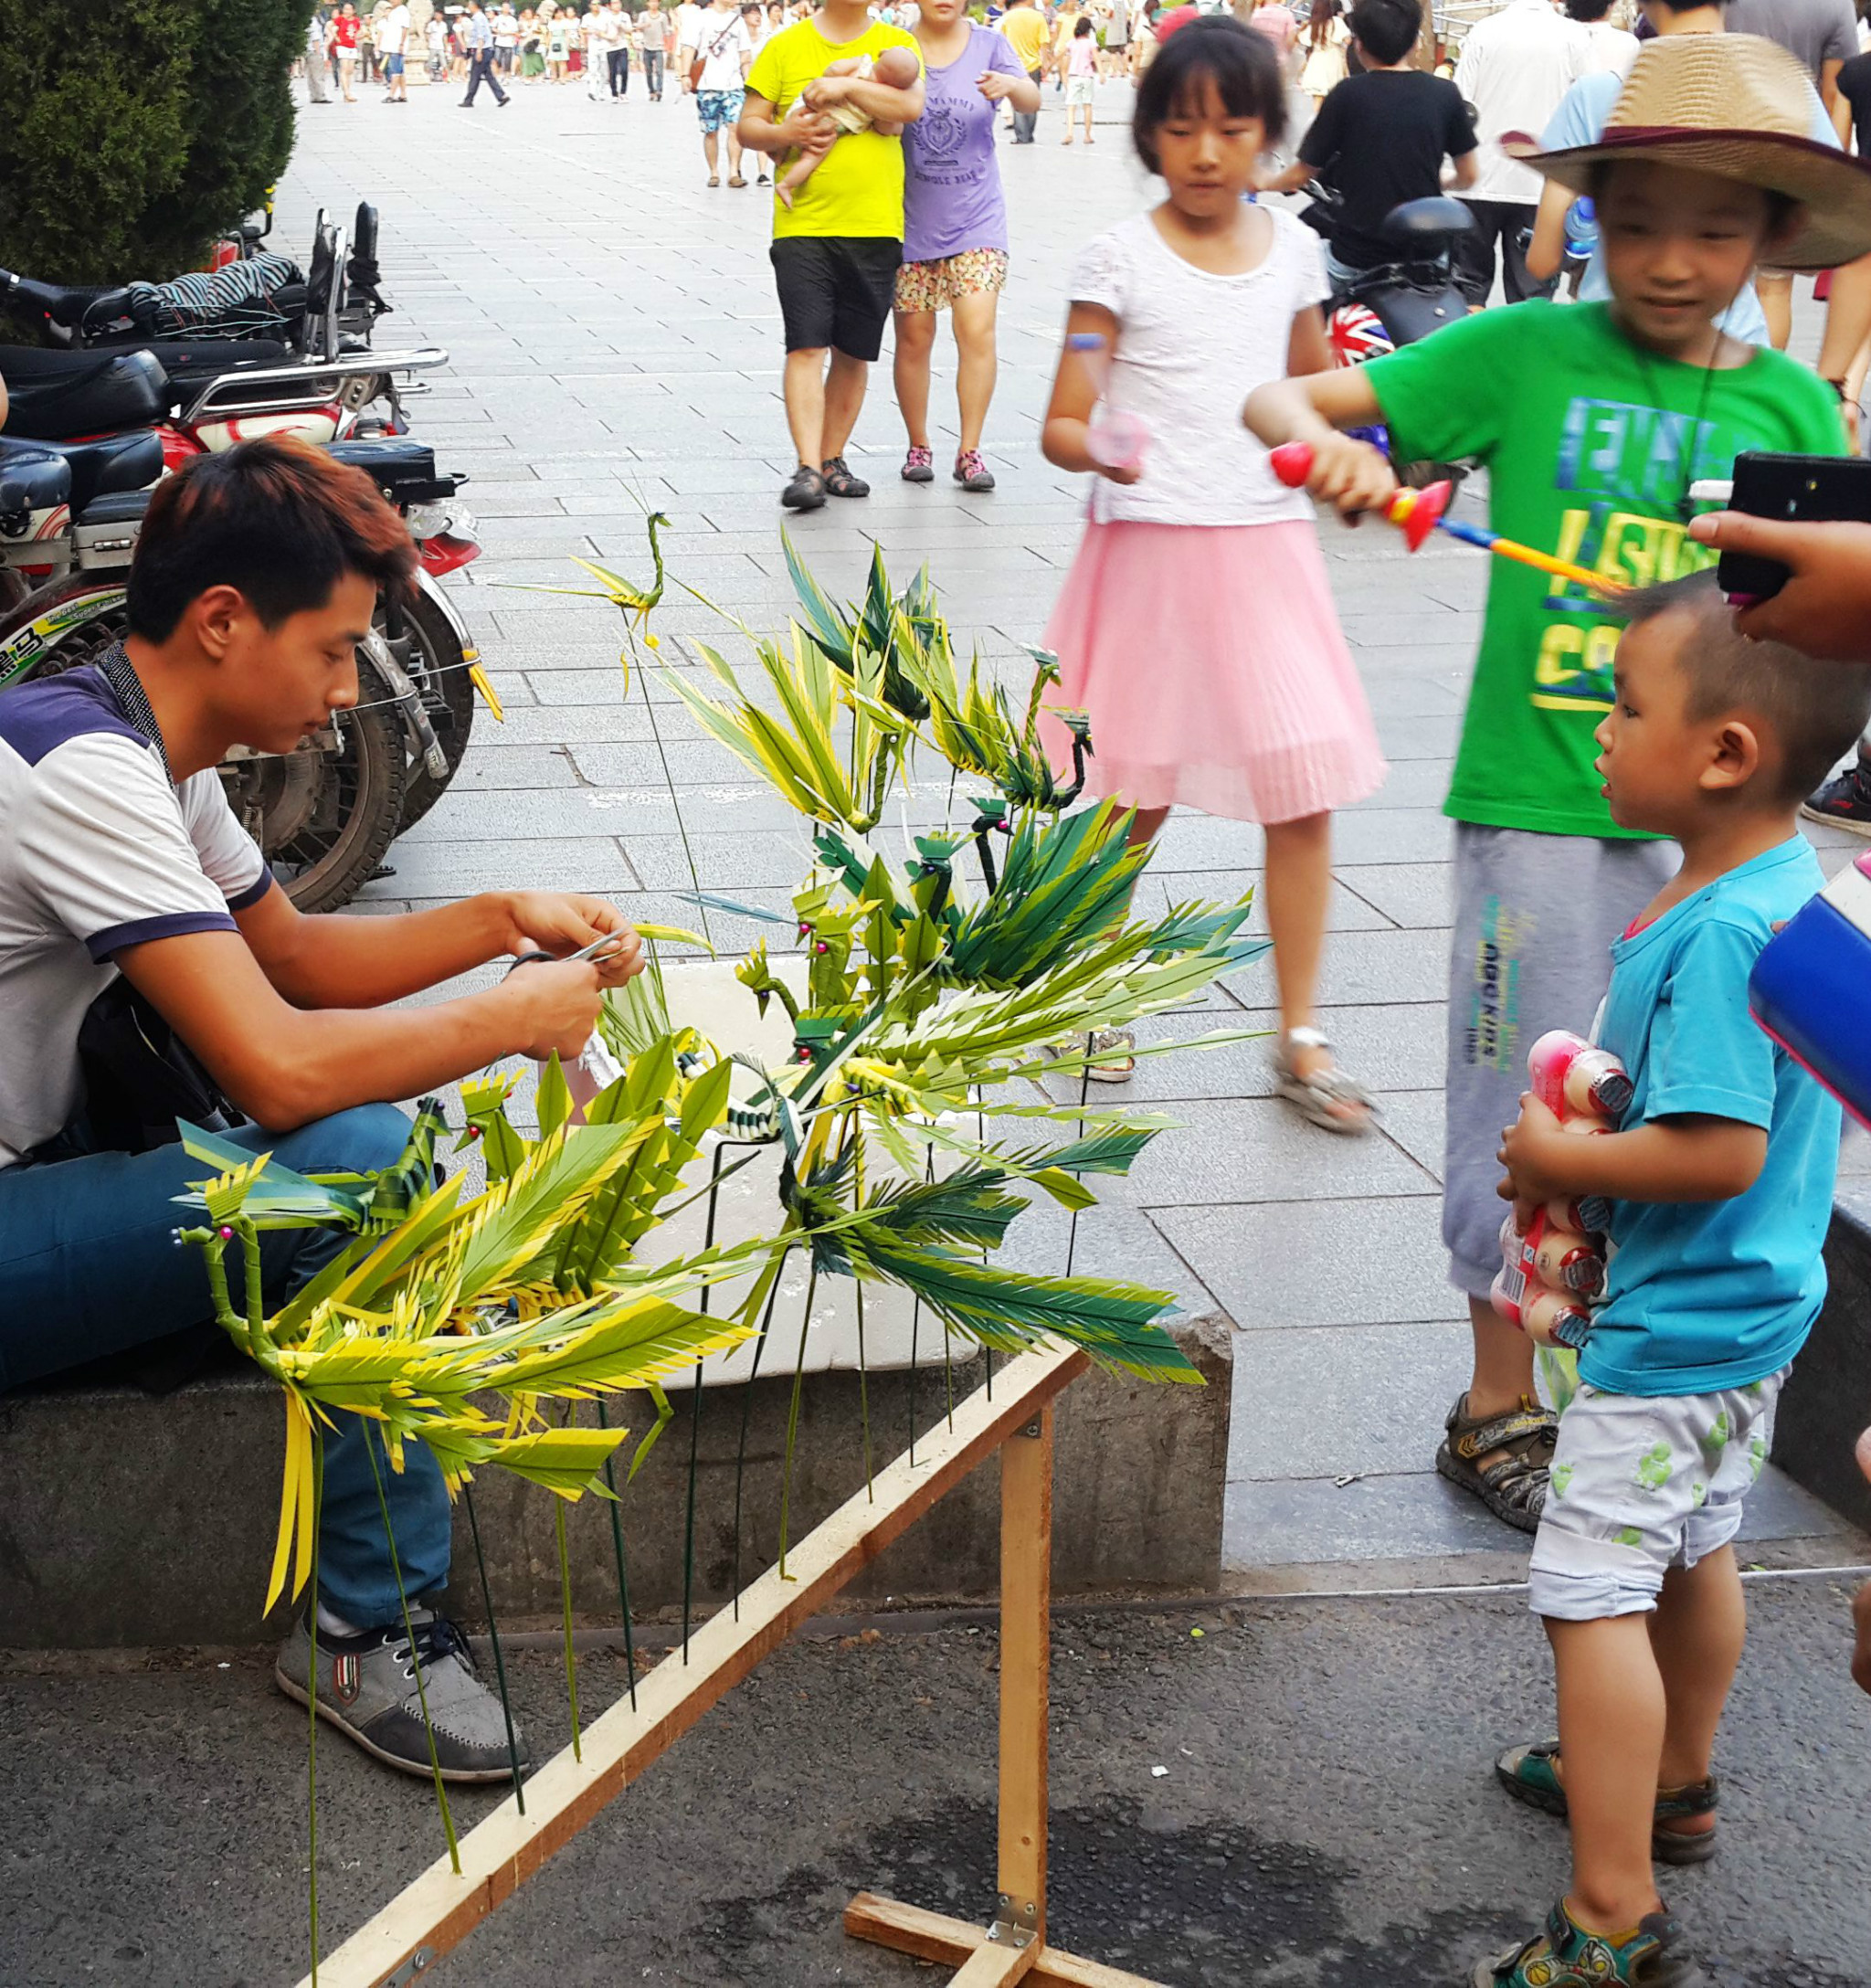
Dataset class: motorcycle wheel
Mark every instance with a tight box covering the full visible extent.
[385,585,474,830]
[8,579,406,914]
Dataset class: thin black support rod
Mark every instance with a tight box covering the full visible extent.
[592,1401,639,1713]
[681,1139,729,1665]
[464,1486,528,1808]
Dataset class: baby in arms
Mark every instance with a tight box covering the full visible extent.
[777,45,921,208]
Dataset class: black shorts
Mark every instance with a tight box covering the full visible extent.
[770,236,903,361]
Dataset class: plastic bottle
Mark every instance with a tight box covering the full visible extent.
[1067,331,1151,474]
[1527,1028,1634,1123]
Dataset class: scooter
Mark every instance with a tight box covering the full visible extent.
[0,431,485,910]
[1300,185,1476,487]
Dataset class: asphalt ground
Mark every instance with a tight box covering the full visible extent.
[2,1580,1865,1986]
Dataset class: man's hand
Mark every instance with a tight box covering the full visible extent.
[1497,1093,1579,1222]
[777,103,836,151]
[977,69,1020,100]
[500,957,607,1061]
[1686,513,1871,662]
[493,892,646,987]
[1301,430,1398,523]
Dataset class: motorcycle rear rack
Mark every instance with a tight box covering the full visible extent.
[179,345,449,427]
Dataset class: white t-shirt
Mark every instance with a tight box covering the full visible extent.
[587,9,618,46]
[0,665,269,1168]
[692,5,752,84]
[1453,0,1586,204]
[378,3,410,53]
[674,1,707,56]
[1069,207,1328,529]
[1573,16,1637,76]
[495,12,520,46]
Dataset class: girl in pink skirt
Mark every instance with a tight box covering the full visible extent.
[1038,14,1384,1128]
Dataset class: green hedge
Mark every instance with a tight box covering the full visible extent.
[0,0,314,289]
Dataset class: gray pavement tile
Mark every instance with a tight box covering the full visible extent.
[1367,713,1462,760]
[1349,757,1454,811]
[1221,925,1448,1009]
[395,785,687,842]
[1152,1196,1463,1335]
[1337,861,1455,929]
[1739,1464,1869,1545]
[1376,1087,1449,1183]
[446,745,584,791]
[1120,1099,1440,1207]
[1224,1468,1517,1568]
[354,835,640,898]
[1225,1320,1475,1482]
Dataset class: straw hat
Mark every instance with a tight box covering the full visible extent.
[1501,34,1871,271]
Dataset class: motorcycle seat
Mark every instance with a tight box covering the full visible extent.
[1378,197,1478,248]
[0,439,74,515]
[0,267,120,335]
[77,335,295,389]
[75,489,153,528]
[37,430,165,512]
[326,436,453,506]
[0,345,169,441]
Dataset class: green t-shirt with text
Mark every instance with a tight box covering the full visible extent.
[1364,301,1845,840]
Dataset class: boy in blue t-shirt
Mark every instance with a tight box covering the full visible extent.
[1485,573,1871,1988]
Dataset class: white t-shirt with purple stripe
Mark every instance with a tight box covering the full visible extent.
[0,664,268,1166]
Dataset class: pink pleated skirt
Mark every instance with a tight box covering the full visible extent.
[1038,518,1386,824]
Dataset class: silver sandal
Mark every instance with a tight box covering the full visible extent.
[1271,1026,1376,1135]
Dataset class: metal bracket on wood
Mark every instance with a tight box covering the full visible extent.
[375,1949,434,1988]
[987,1896,1038,1951]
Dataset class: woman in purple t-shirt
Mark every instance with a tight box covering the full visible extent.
[893,0,1039,492]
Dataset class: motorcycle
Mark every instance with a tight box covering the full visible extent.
[0,430,484,910]
[1300,185,1476,488]
[0,203,390,357]
[0,341,476,831]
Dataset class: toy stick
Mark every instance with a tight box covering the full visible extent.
[1268,442,1621,592]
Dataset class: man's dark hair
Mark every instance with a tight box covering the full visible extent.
[1348,0,1420,63]
[1564,0,1614,20]
[1133,15,1286,170]
[1620,571,1871,802]
[125,437,417,644]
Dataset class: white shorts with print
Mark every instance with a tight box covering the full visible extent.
[1527,1369,1786,1622]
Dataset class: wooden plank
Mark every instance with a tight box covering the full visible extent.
[997,1403,1052,1946]
[948,1939,1041,1988]
[842,1895,1169,1988]
[299,1344,1089,1988]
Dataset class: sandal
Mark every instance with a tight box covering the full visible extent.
[727,174,747,186]
[902,444,935,483]
[819,455,871,499]
[1435,1391,1556,1533]
[707,174,720,186]
[1270,1026,1374,1135]
[1475,1900,1710,1988]
[1495,1740,1719,1866]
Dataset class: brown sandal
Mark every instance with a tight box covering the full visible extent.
[1435,1392,1556,1533]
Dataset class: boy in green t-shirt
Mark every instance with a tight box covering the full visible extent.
[1246,36,1871,1560]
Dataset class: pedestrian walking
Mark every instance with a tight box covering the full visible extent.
[744,3,776,173]
[306,7,333,99]
[461,0,513,102]
[1000,0,1049,134]
[494,4,520,70]
[1062,16,1098,138]
[1299,0,1348,108]
[1564,0,1637,76]
[1042,16,1383,1097]
[378,0,411,99]
[1452,0,1582,304]
[545,5,570,78]
[893,0,1034,488]
[427,10,449,78]
[682,0,756,185]
[640,0,671,94]
[738,0,925,509]
[585,2,613,94]
[607,0,633,93]
[331,2,363,99]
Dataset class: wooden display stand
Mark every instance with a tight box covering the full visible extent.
[298,1343,1167,1988]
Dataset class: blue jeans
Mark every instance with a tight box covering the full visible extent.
[0,1105,452,1628]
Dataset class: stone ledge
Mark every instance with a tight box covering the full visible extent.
[0,1317,1231,1649]
[1771,1194,1871,1535]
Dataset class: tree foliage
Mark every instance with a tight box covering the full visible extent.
[0,0,313,287]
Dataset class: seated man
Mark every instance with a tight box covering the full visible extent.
[0,438,643,1781]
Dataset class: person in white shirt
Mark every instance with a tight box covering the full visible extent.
[377,0,411,98]
[1452,0,1583,302]
[1563,0,1637,74]
[679,0,755,185]
[494,2,522,71]
[585,2,614,95]
[606,0,634,93]
[640,0,671,96]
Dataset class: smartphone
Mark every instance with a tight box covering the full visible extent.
[1717,451,1871,604]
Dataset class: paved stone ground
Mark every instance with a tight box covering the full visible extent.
[2,1582,1866,1985]
[276,71,1868,1584]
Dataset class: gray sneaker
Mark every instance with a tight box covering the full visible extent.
[275,1608,529,1784]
